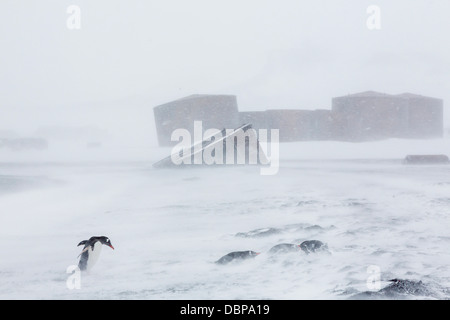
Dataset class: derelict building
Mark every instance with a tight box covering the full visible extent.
[153,91,444,146]
[332,91,443,141]
[153,94,239,147]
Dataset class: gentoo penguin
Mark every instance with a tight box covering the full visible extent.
[77,236,114,272]
[268,243,301,255]
[299,240,327,254]
[215,250,260,265]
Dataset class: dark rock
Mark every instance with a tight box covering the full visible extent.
[215,251,260,265]
[299,240,328,254]
[235,228,281,238]
[268,243,301,255]
[351,279,434,300]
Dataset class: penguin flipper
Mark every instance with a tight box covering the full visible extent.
[77,246,90,258]
[77,240,88,247]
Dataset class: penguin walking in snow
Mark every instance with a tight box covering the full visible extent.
[77,236,114,272]
[215,250,260,265]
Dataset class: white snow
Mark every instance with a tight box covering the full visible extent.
[0,137,450,299]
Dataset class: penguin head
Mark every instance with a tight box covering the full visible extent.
[97,236,114,250]
[249,251,261,257]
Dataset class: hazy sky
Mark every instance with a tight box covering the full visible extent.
[1,0,449,145]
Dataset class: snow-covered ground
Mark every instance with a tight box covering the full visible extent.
[1,138,450,299]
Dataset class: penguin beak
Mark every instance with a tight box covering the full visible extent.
[109,245,115,250]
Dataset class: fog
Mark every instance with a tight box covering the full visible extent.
[1,1,450,301]
[1,0,449,151]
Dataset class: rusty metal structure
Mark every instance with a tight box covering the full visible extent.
[153,92,444,146]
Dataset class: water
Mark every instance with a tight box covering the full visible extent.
[0,159,449,299]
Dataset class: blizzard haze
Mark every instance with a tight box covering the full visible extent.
[0,0,449,151]
[1,1,450,301]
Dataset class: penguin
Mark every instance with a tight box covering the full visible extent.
[268,243,301,255]
[299,240,327,254]
[215,250,260,265]
[77,236,114,272]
